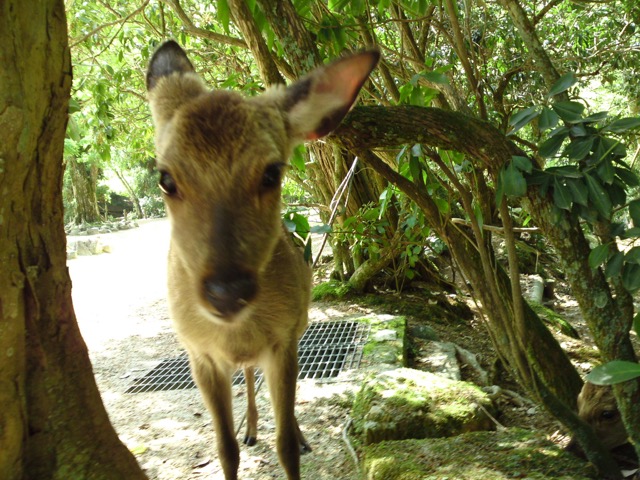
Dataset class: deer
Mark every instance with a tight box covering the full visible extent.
[566,381,637,469]
[145,40,379,480]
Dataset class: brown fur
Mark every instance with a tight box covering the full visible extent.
[576,382,628,450]
[146,41,379,480]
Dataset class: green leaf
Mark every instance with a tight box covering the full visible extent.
[588,244,610,269]
[547,72,578,98]
[434,197,450,214]
[68,97,82,115]
[420,71,449,85]
[512,155,533,174]
[538,107,559,131]
[290,145,306,172]
[495,169,505,205]
[328,0,350,11]
[552,101,585,123]
[553,178,572,210]
[303,240,312,264]
[596,159,615,184]
[605,251,624,278]
[409,156,423,185]
[502,163,527,197]
[566,178,588,206]
[634,312,640,336]
[564,137,594,161]
[216,0,231,32]
[626,246,640,264]
[629,200,640,227]
[283,212,310,237]
[585,173,612,219]
[508,107,539,135]
[310,224,332,234]
[604,117,640,133]
[622,227,640,239]
[545,165,583,178]
[615,167,640,187]
[607,181,626,207]
[581,111,609,124]
[586,360,640,385]
[539,134,567,158]
[623,263,640,292]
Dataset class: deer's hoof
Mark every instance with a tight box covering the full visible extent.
[300,441,312,455]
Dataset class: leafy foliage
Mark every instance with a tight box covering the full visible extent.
[500,73,640,291]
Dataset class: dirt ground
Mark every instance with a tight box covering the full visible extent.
[68,218,588,480]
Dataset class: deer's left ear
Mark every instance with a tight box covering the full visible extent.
[283,50,380,143]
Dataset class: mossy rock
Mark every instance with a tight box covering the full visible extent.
[359,315,408,368]
[312,280,354,301]
[351,368,496,445]
[361,428,597,479]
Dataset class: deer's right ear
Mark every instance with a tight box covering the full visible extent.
[146,41,206,127]
[283,49,380,143]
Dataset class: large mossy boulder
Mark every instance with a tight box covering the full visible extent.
[361,429,597,479]
[352,368,496,445]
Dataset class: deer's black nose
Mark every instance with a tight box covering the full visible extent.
[203,270,257,318]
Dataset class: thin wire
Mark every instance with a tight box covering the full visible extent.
[312,157,360,268]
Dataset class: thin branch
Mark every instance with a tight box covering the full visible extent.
[159,0,246,48]
[70,0,150,48]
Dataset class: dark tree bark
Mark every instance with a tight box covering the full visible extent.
[113,168,144,219]
[67,155,101,224]
[0,1,146,478]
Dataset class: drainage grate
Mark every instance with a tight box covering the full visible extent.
[126,320,369,393]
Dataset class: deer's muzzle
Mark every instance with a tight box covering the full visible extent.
[203,270,257,319]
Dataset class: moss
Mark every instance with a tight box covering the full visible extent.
[351,368,496,445]
[530,302,579,339]
[358,315,407,367]
[311,280,354,301]
[362,429,598,479]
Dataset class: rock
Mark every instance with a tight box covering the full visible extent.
[410,324,439,341]
[421,341,461,380]
[358,315,407,369]
[372,329,397,342]
[75,238,102,256]
[86,227,100,235]
[352,368,496,445]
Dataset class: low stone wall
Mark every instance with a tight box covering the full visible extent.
[66,220,139,259]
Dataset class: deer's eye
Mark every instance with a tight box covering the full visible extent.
[159,171,178,196]
[601,409,618,421]
[261,163,285,191]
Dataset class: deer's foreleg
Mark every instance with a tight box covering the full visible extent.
[191,355,239,480]
[243,366,258,446]
[263,340,309,480]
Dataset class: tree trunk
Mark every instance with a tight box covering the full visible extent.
[67,155,101,224]
[113,168,144,219]
[0,1,146,478]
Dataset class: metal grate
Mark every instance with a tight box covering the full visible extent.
[126,320,369,393]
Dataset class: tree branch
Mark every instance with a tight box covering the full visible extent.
[159,0,246,48]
